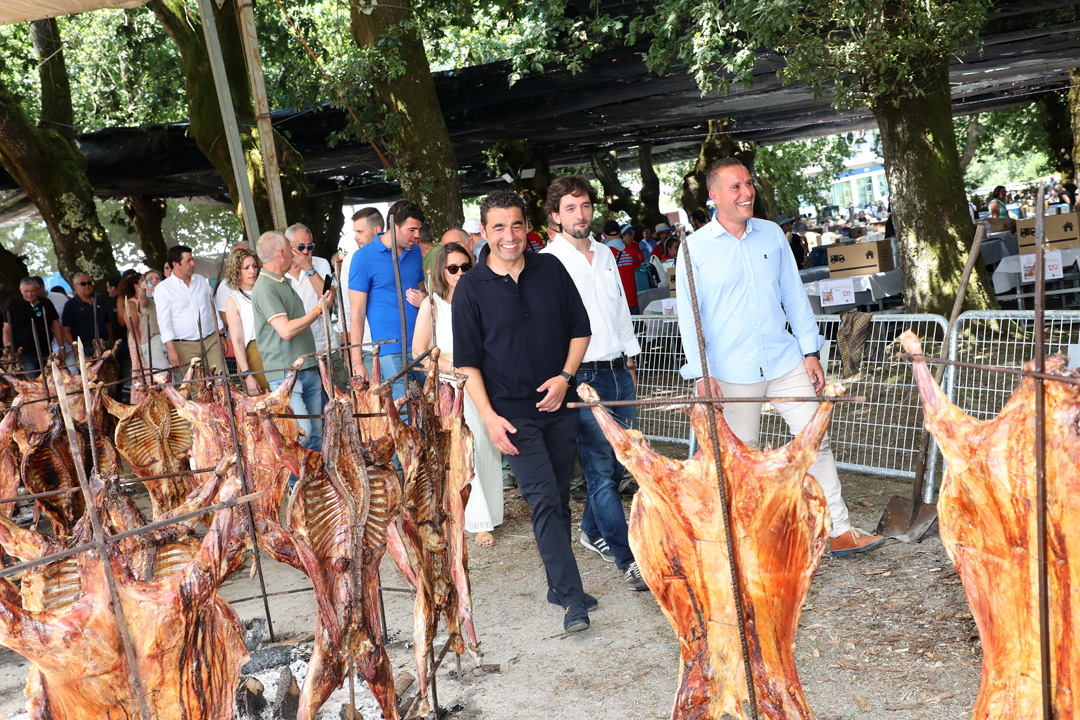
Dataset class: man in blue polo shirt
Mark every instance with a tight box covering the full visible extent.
[453,189,594,634]
[348,200,427,399]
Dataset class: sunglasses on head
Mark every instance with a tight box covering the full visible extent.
[75,281,92,287]
[445,263,472,275]
[294,243,315,252]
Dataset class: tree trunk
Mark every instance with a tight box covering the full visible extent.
[0,241,30,306]
[124,196,168,272]
[637,144,668,228]
[150,0,316,236]
[871,58,996,315]
[591,149,647,224]
[958,116,982,173]
[490,140,551,231]
[0,23,118,294]
[306,181,346,262]
[757,175,780,220]
[350,0,463,235]
[30,19,74,141]
[1068,68,1080,185]
[681,119,757,214]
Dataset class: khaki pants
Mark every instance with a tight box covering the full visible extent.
[245,340,270,392]
[715,363,851,538]
[172,334,225,379]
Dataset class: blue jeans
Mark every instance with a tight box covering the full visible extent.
[20,355,41,379]
[379,351,424,404]
[575,364,637,570]
[269,366,326,452]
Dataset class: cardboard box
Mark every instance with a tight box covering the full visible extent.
[869,221,888,235]
[848,226,866,239]
[1016,212,1080,253]
[667,267,677,296]
[804,231,822,249]
[984,217,1016,233]
[828,240,894,278]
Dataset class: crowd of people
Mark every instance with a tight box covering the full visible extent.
[5,160,887,635]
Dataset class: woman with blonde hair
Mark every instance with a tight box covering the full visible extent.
[413,242,504,546]
[223,246,268,394]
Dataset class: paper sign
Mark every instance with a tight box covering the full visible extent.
[820,278,855,308]
[1020,251,1064,283]
[660,297,677,315]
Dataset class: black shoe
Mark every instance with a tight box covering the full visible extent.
[563,602,590,634]
[547,588,598,611]
[623,561,649,592]
[580,532,616,563]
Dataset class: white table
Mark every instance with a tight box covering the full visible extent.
[802,269,903,313]
[992,247,1080,294]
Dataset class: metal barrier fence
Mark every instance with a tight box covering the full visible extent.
[945,310,1080,422]
[632,313,950,484]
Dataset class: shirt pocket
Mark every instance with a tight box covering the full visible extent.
[603,267,624,299]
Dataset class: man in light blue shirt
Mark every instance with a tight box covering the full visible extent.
[675,158,884,557]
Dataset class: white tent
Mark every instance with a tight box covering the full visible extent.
[0,0,149,25]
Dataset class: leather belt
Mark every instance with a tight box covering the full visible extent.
[579,356,627,372]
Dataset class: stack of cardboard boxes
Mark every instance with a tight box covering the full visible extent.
[826,239,894,279]
[1016,212,1080,254]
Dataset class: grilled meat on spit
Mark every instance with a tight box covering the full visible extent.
[577,382,835,720]
[901,331,1080,719]
[352,344,392,441]
[0,458,248,720]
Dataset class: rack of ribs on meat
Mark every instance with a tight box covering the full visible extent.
[102,389,195,518]
[438,380,482,664]
[351,345,392,441]
[3,352,112,426]
[901,331,1080,719]
[577,382,835,720]
[0,458,248,720]
[385,354,459,716]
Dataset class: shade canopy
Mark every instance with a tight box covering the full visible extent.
[0,0,149,25]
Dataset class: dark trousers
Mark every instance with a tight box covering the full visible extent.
[505,412,585,608]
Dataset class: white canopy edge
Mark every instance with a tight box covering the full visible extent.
[0,0,150,25]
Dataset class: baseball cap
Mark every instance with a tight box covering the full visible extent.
[655,223,670,233]
[602,220,621,237]
[463,218,481,234]
[620,224,633,236]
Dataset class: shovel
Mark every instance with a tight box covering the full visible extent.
[876,223,986,542]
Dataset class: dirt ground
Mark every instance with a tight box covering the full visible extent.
[0,468,982,720]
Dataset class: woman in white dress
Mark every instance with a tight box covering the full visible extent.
[413,242,504,547]
[222,247,269,395]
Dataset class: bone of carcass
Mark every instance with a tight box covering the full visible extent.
[351,345,392,441]
[901,331,1080,719]
[0,432,19,520]
[577,382,834,720]
[102,390,195,518]
[3,353,112,426]
[438,381,482,664]
[0,458,248,720]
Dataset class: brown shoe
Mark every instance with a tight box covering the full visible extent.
[829,528,886,557]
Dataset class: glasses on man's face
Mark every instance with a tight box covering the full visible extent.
[75,281,92,287]
[445,263,472,275]
[294,243,315,253]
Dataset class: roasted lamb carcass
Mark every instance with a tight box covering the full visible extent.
[351,344,392,441]
[577,382,835,720]
[102,389,195,518]
[0,459,248,720]
[901,331,1080,719]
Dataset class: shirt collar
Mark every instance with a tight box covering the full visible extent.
[472,244,535,280]
[260,269,286,282]
[709,216,754,241]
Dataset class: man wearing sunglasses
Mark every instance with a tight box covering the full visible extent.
[61,271,112,359]
[284,223,346,389]
[4,278,65,377]
[349,199,427,400]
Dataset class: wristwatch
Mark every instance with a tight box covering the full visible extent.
[804,351,820,359]
[305,268,316,277]
[559,370,573,384]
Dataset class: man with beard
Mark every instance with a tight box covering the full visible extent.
[452,189,594,633]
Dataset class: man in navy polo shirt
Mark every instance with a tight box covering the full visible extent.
[348,200,427,399]
[453,189,594,634]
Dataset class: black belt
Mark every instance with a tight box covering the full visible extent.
[579,356,626,372]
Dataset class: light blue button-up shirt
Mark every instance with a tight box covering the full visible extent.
[676,217,820,384]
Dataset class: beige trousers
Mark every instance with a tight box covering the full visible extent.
[716,363,851,537]
[172,334,225,379]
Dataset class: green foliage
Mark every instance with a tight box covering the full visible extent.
[756,135,852,215]
[954,103,1055,190]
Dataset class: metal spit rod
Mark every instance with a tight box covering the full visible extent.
[1033,186,1052,720]
[678,240,760,719]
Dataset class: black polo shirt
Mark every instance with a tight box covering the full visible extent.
[452,246,591,419]
[4,298,59,357]
[61,295,110,349]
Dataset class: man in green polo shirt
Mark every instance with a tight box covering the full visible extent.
[252,229,334,451]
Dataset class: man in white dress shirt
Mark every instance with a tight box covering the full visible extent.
[155,244,225,378]
[541,176,648,592]
[285,223,347,388]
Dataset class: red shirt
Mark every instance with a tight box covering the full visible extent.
[610,245,641,309]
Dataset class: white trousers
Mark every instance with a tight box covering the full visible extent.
[716,363,851,537]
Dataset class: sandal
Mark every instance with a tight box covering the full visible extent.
[474,531,495,547]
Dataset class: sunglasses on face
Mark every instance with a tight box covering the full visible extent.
[75,281,92,287]
[445,263,472,275]
[294,243,315,252]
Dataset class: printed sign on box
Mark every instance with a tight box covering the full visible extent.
[1020,251,1064,284]
[820,278,855,308]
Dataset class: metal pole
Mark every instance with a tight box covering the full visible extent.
[209,301,277,641]
[195,0,262,246]
[388,214,410,372]
[1033,186,1052,720]
[335,257,354,379]
[678,239,760,719]
[235,0,287,231]
[51,358,152,720]
[28,304,47,384]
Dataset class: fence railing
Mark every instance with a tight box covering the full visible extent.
[631,315,694,445]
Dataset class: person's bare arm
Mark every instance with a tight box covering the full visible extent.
[411,297,433,363]
[2,322,9,350]
[125,298,141,343]
[50,320,65,361]
[459,366,518,455]
[117,296,128,329]
[225,296,261,395]
[405,279,427,308]
[536,335,590,412]
[349,289,369,378]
